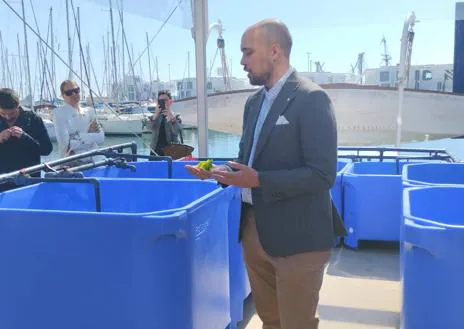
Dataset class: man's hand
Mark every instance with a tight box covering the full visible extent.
[185,163,229,180]
[9,126,23,138]
[210,161,260,188]
[0,129,11,143]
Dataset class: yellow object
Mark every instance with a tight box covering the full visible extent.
[197,159,213,171]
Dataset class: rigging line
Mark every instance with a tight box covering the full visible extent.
[88,47,103,97]
[209,47,219,80]
[116,3,139,101]
[70,0,97,112]
[73,0,156,153]
[0,0,92,99]
[30,4,49,100]
[1,0,128,120]
[29,1,53,100]
[72,5,152,154]
[6,51,14,88]
[2,0,151,147]
[113,6,170,156]
[132,0,182,68]
[2,0,176,156]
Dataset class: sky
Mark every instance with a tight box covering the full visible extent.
[0,0,461,99]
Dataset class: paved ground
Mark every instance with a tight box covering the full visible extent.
[239,244,401,329]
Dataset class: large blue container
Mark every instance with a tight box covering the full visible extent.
[226,189,251,329]
[0,178,234,329]
[342,161,420,248]
[331,159,351,218]
[83,160,249,328]
[402,186,464,329]
[84,160,229,180]
[330,159,351,246]
[402,162,464,187]
[84,160,171,178]
[399,162,461,278]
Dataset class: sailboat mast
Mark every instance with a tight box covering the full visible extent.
[77,6,83,99]
[109,0,119,106]
[0,32,5,87]
[187,51,190,79]
[121,0,126,99]
[50,7,56,96]
[21,0,33,108]
[193,0,209,157]
[37,41,43,100]
[155,56,159,81]
[16,34,23,96]
[65,0,73,80]
[146,32,153,99]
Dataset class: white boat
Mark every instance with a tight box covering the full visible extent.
[95,104,152,135]
[97,113,149,135]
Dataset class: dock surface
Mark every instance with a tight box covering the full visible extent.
[241,246,400,329]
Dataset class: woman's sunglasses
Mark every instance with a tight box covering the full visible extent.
[63,87,80,96]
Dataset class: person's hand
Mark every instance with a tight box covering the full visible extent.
[0,129,11,143]
[9,126,23,138]
[151,106,162,119]
[210,161,260,188]
[88,119,99,133]
[185,163,230,180]
[162,109,175,121]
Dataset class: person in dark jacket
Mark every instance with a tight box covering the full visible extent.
[0,88,53,192]
[148,90,183,156]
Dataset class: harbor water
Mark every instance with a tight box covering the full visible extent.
[43,128,464,162]
[43,129,242,162]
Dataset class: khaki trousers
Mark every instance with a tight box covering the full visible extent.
[242,207,331,329]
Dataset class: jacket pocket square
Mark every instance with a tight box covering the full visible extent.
[275,115,289,125]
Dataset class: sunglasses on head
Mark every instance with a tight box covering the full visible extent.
[64,87,80,96]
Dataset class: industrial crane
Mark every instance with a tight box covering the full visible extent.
[208,20,231,91]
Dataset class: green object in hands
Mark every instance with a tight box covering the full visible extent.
[197,159,213,171]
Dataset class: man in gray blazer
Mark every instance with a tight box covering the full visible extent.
[186,18,346,329]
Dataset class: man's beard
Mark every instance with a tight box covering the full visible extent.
[247,71,270,86]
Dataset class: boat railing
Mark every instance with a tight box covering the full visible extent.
[190,147,456,163]
[337,146,455,163]
[0,142,138,186]
[0,144,456,195]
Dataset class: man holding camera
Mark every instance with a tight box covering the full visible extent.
[148,90,183,156]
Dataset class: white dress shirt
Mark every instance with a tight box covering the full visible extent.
[241,67,295,204]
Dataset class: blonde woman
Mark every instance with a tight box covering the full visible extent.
[53,80,104,162]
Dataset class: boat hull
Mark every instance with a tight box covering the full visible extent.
[98,115,148,135]
[171,86,464,145]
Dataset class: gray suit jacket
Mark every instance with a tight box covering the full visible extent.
[236,71,347,257]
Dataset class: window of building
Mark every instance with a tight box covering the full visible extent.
[379,71,390,82]
[422,70,433,81]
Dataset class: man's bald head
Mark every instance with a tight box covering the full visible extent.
[247,19,293,58]
[240,19,292,88]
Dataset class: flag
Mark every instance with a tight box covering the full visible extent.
[85,0,194,29]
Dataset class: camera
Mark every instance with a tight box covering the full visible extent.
[158,99,166,111]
